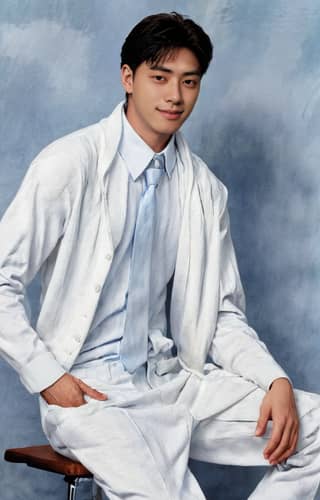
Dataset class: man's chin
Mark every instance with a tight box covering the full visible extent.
[156,123,183,136]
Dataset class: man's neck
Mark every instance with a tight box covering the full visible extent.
[125,106,172,153]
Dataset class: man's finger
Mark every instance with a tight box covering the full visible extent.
[268,421,293,463]
[76,378,108,400]
[263,420,285,458]
[289,423,299,452]
[274,443,296,465]
[275,426,299,464]
[273,429,298,465]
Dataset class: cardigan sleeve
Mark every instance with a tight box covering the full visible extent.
[0,156,74,393]
[208,182,291,392]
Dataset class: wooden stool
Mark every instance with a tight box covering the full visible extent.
[4,444,102,500]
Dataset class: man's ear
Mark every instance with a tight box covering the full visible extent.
[121,64,134,95]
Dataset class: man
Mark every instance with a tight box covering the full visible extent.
[0,12,319,499]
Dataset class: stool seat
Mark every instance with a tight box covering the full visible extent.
[4,444,92,477]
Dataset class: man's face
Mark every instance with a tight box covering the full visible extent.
[121,47,202,151]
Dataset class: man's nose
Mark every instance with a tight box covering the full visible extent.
[166,80,183,104]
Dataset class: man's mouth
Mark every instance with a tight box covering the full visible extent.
[157,108,184,120]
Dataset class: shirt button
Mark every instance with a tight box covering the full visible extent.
[94,284,101,293]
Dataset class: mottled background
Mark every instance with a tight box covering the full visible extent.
[1,1,320,499]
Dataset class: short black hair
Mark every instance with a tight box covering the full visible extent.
[121,12,213,76]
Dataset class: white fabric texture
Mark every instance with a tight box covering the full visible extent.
[39,358,320,499]
[0,102,289,404]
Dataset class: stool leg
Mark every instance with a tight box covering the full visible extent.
[65,477,79,500]
[68,481,76,500]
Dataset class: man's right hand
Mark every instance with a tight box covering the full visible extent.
[40,373,108,408]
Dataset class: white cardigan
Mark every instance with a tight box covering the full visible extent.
[0,102,288,400]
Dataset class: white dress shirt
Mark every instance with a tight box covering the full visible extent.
[75,111,179,366]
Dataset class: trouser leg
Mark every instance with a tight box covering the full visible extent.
[190,388,320,499]
[40,364,205,500]
[46,402,204,500]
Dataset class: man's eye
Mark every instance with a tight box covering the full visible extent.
[153,75,165,81]
[184,79,197,87]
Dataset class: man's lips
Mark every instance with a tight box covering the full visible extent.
[157,108,184,119]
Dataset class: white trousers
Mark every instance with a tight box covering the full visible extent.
[39,359,320,499]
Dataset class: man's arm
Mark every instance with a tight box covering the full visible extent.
[209,183,290,391]
[0,158,69,392]
[0,153,106,405]
[208,183,299,465]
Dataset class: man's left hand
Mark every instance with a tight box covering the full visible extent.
[255,377,299,465]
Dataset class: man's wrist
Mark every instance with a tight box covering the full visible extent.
[269,377,292,390]
[40,372,67,396]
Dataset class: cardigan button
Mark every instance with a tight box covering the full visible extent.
[94,284,101,293]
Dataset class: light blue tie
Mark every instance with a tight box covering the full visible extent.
[121,154,166,373]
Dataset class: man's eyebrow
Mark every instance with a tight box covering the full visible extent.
[149,65,201,76]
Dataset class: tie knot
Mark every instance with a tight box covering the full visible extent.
[145,154,165,187]
[153,154,165,170]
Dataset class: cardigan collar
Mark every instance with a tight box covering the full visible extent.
[98,101,193,184]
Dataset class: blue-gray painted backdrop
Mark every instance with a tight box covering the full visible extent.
[1,1,320,499]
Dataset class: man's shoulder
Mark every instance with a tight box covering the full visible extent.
[34,120,102,172]
[29,102,123,189]
[26,120,104,199]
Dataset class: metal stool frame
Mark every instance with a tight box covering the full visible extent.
[4,444,103,500]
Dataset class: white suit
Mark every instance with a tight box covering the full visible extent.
[0,103,320,498]
[0,102,289,397]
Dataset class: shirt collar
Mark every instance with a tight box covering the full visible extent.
[118,107,176,181]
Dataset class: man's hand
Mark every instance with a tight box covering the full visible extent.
[40,373,108,408]
[255,377,299,466]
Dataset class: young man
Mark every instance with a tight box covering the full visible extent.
[0,12,320,499]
